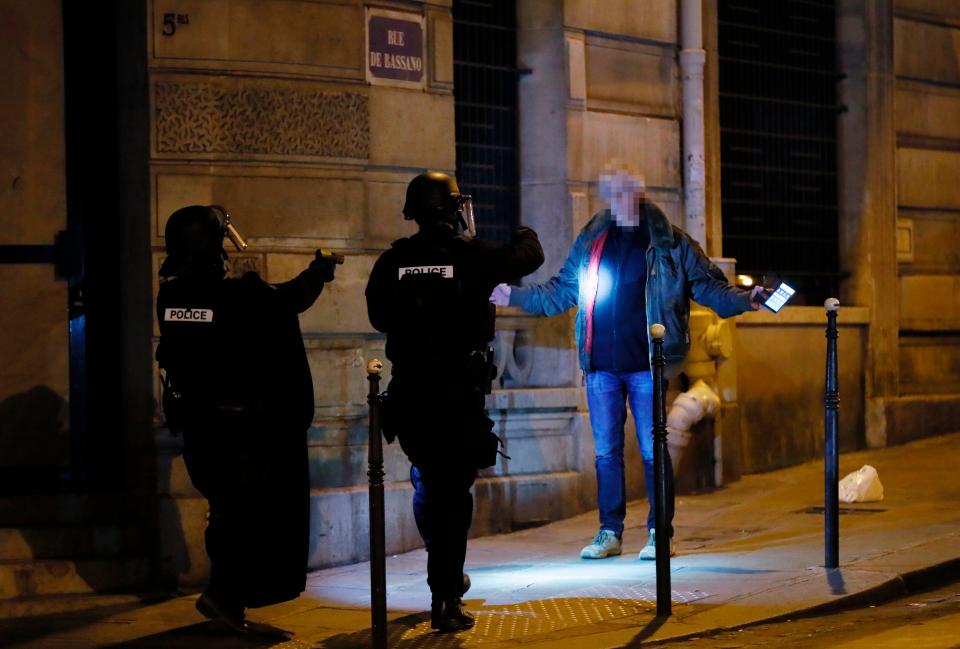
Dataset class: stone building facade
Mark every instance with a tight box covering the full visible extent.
[1,0,958,596]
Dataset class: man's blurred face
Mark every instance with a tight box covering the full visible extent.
[599,171,645,228]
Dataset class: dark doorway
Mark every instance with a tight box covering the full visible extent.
[0,2,148,494]
[60,1,151,491]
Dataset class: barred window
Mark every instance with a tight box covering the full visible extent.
[719,0,840,304]
[453,0,519,244]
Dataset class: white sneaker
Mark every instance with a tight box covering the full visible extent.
[638,528,676,560]
[580,529,622,559]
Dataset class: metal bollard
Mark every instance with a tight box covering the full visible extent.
[823,299,840,569]
[650,323,672,617]
[366,359,387,649]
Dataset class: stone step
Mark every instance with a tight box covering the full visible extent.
[0,493,143,526]
[0,526,145,561]
[0,557,152,600]
[0,592,150,621]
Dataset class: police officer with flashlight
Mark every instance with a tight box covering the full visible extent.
[365,172,543,632]
[156,205,339,634]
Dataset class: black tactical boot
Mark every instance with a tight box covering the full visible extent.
[430,574,473,630]
[433,598,475,633]
[196,589,248,635]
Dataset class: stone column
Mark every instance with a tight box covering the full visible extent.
[837,0,898,448]
[517,0,580,388]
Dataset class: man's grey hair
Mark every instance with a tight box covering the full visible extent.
[598,159,646,199]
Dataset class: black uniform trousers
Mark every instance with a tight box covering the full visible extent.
[388,367,488,602]
[183,413,309,608]
[410,462,476,601]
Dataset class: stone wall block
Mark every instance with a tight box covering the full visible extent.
[149,0,364,79]
[735,311,868,472]
[428,8,454,88]
[368,87,454,169]
[365,179,415,245]
[574,111,681,188]
[488,435,574,475]
[307,440,409,490]
[899,335,960,394]
[470,471,584,536]
[885,393,960,444]
[154,169,366,245]
[564,0,676,44]
[897,148,960,209]
[894,17,960,85]
[899,210,960,272]
[265,252,377,334]
[896,85,960,141]
[520,182,576,284]
[899,274,960,329]
[896,0,960,22]
[566,33,587,104]
[523,314,580,388]
[585,39,677,117]
[302,345,367,413]
[307,483,421,568]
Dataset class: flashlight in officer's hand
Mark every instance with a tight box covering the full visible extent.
[224,221,248,252]
[209,204,248,252]
[318,249,345,264]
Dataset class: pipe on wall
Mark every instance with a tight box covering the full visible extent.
[667,379,721,474]
[681,0,707,248]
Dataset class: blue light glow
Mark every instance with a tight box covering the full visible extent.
[595,265,614,306]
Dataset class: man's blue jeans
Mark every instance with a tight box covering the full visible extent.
[585,370,675,538]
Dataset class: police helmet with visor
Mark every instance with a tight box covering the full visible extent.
[403,172,475,238]
[160,205,248,278]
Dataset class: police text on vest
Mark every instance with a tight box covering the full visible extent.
[164,308,214,323]
[398,265,454,280]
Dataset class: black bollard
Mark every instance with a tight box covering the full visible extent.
[650,323,671,617]
[823,299,840,569]
[366,359,387,649]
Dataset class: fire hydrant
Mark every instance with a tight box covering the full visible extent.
[667,303,736,487]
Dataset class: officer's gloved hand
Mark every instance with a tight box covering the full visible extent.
[490,283,511,306]
[311,250,339,283]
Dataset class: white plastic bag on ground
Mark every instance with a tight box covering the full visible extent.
[838,464,884,503]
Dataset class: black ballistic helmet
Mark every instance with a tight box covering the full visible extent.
[160,205,227,278]
[164,205,224,257]
[403,172,461,223]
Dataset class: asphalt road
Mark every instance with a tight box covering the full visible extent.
[660,577,960,648]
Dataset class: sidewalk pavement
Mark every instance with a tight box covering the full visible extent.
[4,432,960,649]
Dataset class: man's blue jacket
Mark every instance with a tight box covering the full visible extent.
[509,201,753,377]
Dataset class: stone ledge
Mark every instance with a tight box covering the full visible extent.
[886,394,960,446]
[736,305,870,326]
[487,387,583,411]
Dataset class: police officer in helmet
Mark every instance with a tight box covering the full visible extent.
[156,205,338,634]
[365,172,544,632]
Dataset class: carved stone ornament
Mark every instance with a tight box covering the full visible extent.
[155,80,369,158]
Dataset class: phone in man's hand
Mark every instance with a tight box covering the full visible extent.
[762,282,796,313]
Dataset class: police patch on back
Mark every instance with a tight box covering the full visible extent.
[164,308,214,323]
[398,265,454,280]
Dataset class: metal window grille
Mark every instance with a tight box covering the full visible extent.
[453,0,519,243]
[718,0,840,304]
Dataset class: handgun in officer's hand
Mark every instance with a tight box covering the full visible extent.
[312,249,344,282]
[318,249,345,265]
